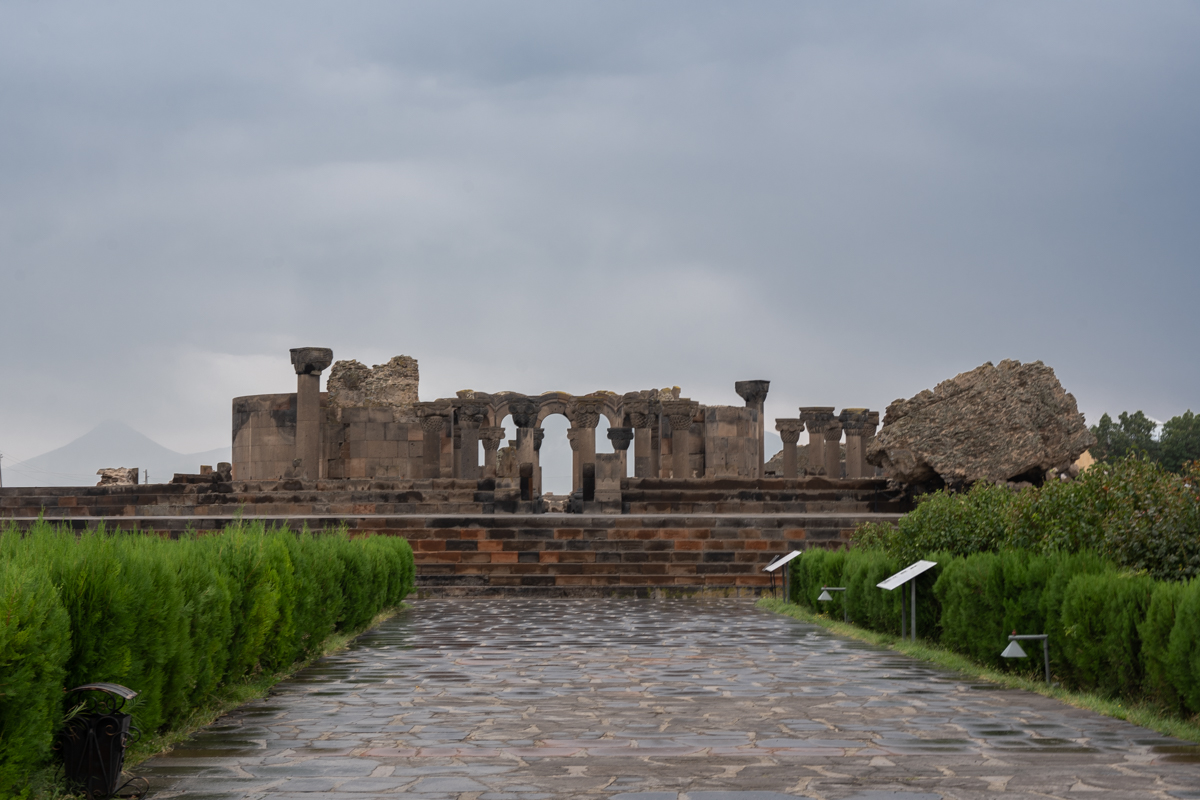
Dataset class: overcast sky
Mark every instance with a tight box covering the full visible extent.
[1,1,1198,474]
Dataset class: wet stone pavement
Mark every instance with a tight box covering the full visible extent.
[141,599,1200,800]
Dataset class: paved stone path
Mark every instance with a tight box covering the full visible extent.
[141,599,1200,800]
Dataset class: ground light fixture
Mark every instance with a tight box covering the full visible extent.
[818,586,848,622]
[1002,631,1052,684]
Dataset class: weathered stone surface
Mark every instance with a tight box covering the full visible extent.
[867,359,1096,486]
[327,355,419,409]
[96,467,138,485]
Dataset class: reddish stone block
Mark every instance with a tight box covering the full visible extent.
[478,540,504,552]
[675,540,702,551]
[491,552,519,563]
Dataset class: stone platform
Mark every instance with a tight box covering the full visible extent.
[136,598,1200,799]
[0,477,907,595]
[0,510,896,596]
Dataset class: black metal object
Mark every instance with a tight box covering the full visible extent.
[58,683,148,799]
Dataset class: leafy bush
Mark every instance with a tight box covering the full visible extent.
[0,522,413,794]
[1059,572,1155,697]
[854,457,1200,582]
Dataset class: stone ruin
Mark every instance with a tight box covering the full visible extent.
[96,467,139,486]
[229,348,890,510]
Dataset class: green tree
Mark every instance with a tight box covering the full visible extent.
[1090,410,1160,462]
[1159,411,1200,473]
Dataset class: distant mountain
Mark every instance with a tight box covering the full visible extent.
[2,421,230,488]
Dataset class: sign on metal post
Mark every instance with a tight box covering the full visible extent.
[764,550,802,600]
[877,560,937,641]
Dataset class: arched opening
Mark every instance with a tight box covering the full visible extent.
[539,413,572,496]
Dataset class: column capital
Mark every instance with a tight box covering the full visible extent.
[568,396,604,429]
[566,428,581,452]
[507,396,539,428]
[290,347,333,376]
[838,407,870,435]
[823,421,844,442]
[480,426,506,450]
[533,427,545,453]
[455,401,489,428]
[661,399,699,431]
[799,406,836,433]
[607,427,634,451]
[415,401,450,434]
[623,399,655,429]
[775,418,804,444]
[734,380,770,408]
[420,414,446,435]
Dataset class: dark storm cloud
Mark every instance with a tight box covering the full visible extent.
[1,1,1197,468]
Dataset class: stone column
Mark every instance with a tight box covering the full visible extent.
[626,399,653,479]
[480,426,505,479]
[823,420,844,479]
[735,380,770,478]
[568,396,602,487]
[607,427,633,478]
[838,408,870,479]
[455,402,488,480]
[508,396,539,479]
[289,347,333,481]
[774,418,804,480]
[566,428,582,491]
[533,427,545,496]
[799,407,835,476]
[417,410,448,479]
[662,400,698,480]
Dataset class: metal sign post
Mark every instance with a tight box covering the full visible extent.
[877,560,937,641]
[764,551,802,600]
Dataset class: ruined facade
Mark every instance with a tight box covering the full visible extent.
[233,349,776,489]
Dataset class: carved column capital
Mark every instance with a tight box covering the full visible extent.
[568,397,603,429]
[823,421,844,442]
[624,399,654,429]
[607,427,634,451]
[775,418,804,444]
[456,401,489,428]
[662,399,698,432]
[566,428,581,452]
[734,380,770,408]
[838,408,870,436]
[420,414,446,435]
[415,401,450,434]
[480,426,506,451]
[508,396,539,428]
[533,427,545,453]
[290,347,333,375]
[798,406,836,433]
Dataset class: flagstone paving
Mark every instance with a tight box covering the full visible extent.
[141,598,1200,799]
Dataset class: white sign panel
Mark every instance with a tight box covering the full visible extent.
[763,550,803,573]
[876,560,938,591]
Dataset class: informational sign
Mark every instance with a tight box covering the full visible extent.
[763,550,803,573]
[876,560,937,591]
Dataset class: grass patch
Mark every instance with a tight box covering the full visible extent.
[757,597,1200,745]
[29,605,407,800]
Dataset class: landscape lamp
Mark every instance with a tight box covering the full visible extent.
[1002,631,1051,684]
[818,586,848,622]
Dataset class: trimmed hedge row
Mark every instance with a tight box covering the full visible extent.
[791,547,1200,714]
[0,522,413,795]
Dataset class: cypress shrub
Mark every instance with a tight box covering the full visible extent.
[1038,551,1111,686]
[1140,580,1187,712]
[1059,572,1154,697]
[844,550,902,634]
[0,556,71,796]
[935,553,1003,665]
[1167,580,1200,714]
[0,520,413,790]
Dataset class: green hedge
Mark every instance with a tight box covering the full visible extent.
[790,547,1200,715]
[0,522,413,795]
[853,456,1200,581]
